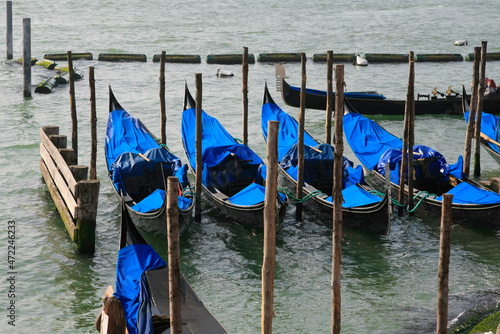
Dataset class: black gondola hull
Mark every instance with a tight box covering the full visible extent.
[280,77,500,115]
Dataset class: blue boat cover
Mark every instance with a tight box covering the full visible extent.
[105,108,159,169]
[181,107,264,171]
[435,181,500,204]
[288,84,386,100]
[262,93,383,206]
[131,188,192,213]
[464,110,500,154]
[343,111,500,205]
[325,184,384,208]
[377,145,450,186]
[114,243,166,334]
[106,107,191,212]
[343,112,403,171]
[262,100,318,161]
[227,183,286,205]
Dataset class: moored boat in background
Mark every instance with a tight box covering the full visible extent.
[276,64,500,115]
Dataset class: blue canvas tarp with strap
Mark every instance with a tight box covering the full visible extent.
[114,243,166,334]
[464,110,500,154]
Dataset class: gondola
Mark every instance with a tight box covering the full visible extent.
[262,83,391,235]
[343,97,500,229]
[105,87,194,236]
[181,84,288,228]
[462,85,500,165]
[276,64,500,115]
[97,199,228,334]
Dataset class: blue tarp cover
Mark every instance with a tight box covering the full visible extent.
[114,244,166,334]
[436,182,500,204]
[105,108,159,169]
[181,107,263,171]
[325,184,382,207]
[377,145,449,185]
[261,100,318,161]
[343,112,403,171]
[464,110,500,154]
[131,188,192,213]
[227,183,287,205]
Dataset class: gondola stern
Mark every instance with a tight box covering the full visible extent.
[183,82,196,111]
[109,85,124,113]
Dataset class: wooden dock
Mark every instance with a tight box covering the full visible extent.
[39,126,99,253]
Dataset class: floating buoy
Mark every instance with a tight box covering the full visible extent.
[44,52,93,61]
[35,76,58,94]
[54,65,83,80]
[454,39,468,46]
[364,53,409,63]
[415,54,463,62]
[36,59,57,69]
[54,74,68,85]
[354,54,368,66]
[466,52,500,61]
[98,53,147,62]
[257,53,302,62]
[206,54,255,64]
[312,53,355,63]
[16,57,37,65]
[216,69,234,77]
[152,54,201,63]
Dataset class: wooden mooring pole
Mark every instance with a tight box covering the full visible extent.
[195,73,203,222]
[68,51,78,164]
[325,50,333,144]
[407,51,415,214]
[474,41,488,177]
[464,47,481,177]
[23,18,31,98]
[262,120,279,334]
[331,64,344,334]
[167,177,182,334]
[89,67,97,180]
[6,1,13,60]
[242,46,249,146]
[160,50,167,145]
[296,52,306,220]
[436,193,453,334]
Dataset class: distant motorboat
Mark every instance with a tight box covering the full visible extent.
[454,39,468,46]
[354,53,368,66]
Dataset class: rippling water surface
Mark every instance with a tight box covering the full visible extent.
[1,0,500,333]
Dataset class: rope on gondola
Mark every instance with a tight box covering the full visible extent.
[182,186,201,204]
[277,187,325,203]
[407,191,436,213]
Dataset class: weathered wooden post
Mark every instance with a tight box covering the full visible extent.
[474,41,488,177]
[464,47,481,177]
[23,18,31,98]
[74,179,99,253]
[160,50,167,145]
[436,193,453,334]
[167,176,182,334]
[325,50,334,145]
[331,64,344,334]
[89,67,97,180]
[262,120,279,334]
[407,51,415,214]
[385,164,392,216]
[68,51,78,164]
[6,1,13,60]
[195,73,203,222]
[296,52,306,220]
[242,46,249,146]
